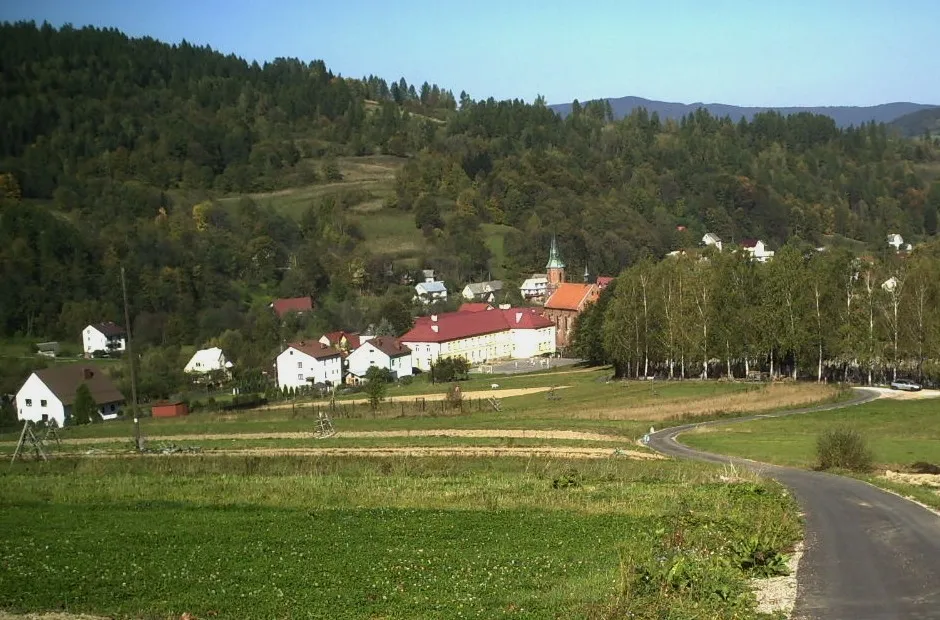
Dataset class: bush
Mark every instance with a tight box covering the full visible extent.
[816,427,874,472]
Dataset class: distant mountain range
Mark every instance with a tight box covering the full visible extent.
[889,107,940,137]
[549,96,938,128]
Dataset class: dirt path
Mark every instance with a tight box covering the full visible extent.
[262,385,570,410]
[862,386,940,400]
[86,445,662,460]
[43,428,627,446]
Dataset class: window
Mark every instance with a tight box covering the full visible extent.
[297,374,303,380]
[25,399,32,406]
[297,362,303,369]
[40,400,47,407]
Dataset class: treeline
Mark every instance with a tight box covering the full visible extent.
[394,99,940,282]
[572,242,940,385]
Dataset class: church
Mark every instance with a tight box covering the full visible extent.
[540,237,599,350]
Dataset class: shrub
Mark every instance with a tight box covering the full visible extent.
[552,468,582,489]
[445,383,463,410]
[816,427,874,472]
[730,534,790,577]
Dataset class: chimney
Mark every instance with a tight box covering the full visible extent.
[431,315,438,322]
[431,325,439,333]
[499,304,510,310]
[83,368,94,380]
[515,312,523,324]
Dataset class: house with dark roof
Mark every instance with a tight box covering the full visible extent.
[346,336,413,382]
[275,341,343,390]
[16,365,125,427]
[740,239,775,263]
[461,280,503,303]
[82,322,126,356]
[270,296,314,319]
[400,307,556,371]
[318,331,363,353]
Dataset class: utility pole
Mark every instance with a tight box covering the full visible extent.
[121,267,141,450]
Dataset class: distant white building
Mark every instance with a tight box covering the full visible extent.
[346,337,413,382]
[16,365,124,427]
[887,233,904,252]
[519,274,549,300]
[741,239,775,263]
[82,322,126,356]
[414,280,448,304]
[462,280,503,302]
[881,276,899,293]
[702,233,723,251]
[184,347,233,376]
[276,341,343,389]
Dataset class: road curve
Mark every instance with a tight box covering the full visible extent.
[647,389,940,620]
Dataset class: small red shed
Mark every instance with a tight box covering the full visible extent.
[151,401,189,417]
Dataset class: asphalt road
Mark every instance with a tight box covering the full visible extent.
[647,389,940,620]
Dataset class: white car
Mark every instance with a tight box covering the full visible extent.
[890,379,922,392]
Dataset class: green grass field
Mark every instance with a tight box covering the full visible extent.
[0,456,801,619]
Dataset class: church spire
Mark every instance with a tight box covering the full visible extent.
[545,235,565,270]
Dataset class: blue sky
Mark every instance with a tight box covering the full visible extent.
[3,0,938,106]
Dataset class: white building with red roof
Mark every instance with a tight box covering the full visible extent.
[276,341,343,389]
[400,307,555,371]
[346,336,413,381]
[740,239,775,263]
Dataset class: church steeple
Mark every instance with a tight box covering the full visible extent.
[546,235,566,289]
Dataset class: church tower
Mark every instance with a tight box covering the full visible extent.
[546,235,566,291]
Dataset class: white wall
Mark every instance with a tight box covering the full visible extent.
[347,342,414,379]
[510,326,557,359]
[16,374,66,427]
[82,326,126,355]
[400,341,442,372]
[404,331,514,371]
[276,348,343,389]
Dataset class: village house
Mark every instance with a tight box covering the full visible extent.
[82,322,126,356]
[400,307,555,372]
[276,341,343,389]
[184,347,233,377]
[595,276,614,292]
[702,233,723,251]
[414,280,448,304]
[269,296,314,319]
[16,365,125,427]
[346,336,413,382]
[319,331,365,354]
[741,239,775,263]
[519,274,549,301]
[461,280,503,303]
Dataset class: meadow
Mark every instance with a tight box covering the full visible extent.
[0,456,802,620]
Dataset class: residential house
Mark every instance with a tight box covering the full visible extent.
[702,233,723,251]
[414,280,448,304]
[16,365,124,427]
[519,274,549,301]
[595,276,614,292]
[887,233,904,252]
[270,296,313,319]
[319,331,364,354]
[741,239,775,263]
[346,336,413,382]
[462,280,503,303]
[82,322,126,356]
[36,342,59,358]
[543,283,599,349]
[401,308,556,371]
[276,341,343,389]
[184,347,233,377]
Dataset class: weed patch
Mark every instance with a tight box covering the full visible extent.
[816,427,874,472]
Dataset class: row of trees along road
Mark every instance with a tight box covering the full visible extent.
[572,241,940,385]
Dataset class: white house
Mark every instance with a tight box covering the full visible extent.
[16,365,124,427]
[741,239,775,263]
[346,336,413,381]
[462,280,503,302]
[184,347,233,376]
[401,308,556,372]
[702,233,723,251]
[887,233,904,252]
[519,274,549,300]
[276,341,343,389]
[414,280,448,304]
[82,322,126,356]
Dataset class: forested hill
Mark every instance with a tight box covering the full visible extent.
[549,96,938,127]
[890,108,940,138]
[1,20,940,359]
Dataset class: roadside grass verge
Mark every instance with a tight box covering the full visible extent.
[0,456,801,619]
[682,398,940,509]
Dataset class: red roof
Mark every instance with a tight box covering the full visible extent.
[364,336,411,358]
[458,303,494,313]
[402,308,552,343]
[595,276,614,289]
[544,284,597,311]
[271,297,313,318]
[321,331,361,350]
[287,341,342,360]
[740,239,759,249]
